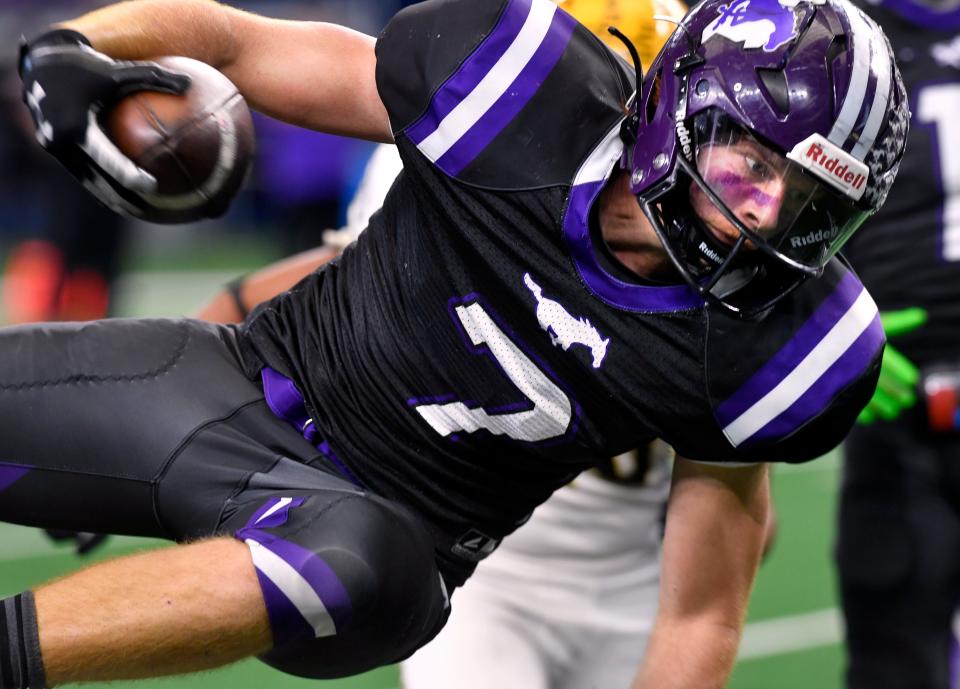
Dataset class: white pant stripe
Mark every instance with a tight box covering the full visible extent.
[245,539,337,638]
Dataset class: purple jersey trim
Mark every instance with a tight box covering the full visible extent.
[563,180,705,312]
[260,368,364,487]
[406,0,532,144]
[0,463,30,492]
[716,270,866,426]
[262,367,312,433]
[432,10,577,176]
[746,312,883,444]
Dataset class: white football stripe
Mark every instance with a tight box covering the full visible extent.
[245,539,336,638]
[850,6,891,159]
[828,0,874,151]
[417,0,558,162]
[722,288,878,447]
[255,497,293,525]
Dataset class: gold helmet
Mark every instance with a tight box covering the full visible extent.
[555,0,687,67]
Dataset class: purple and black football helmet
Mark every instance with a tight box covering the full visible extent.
[621,0,910,316]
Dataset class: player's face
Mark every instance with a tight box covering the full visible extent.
[688,137,813,248]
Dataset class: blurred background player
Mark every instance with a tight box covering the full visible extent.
[836,2,960,688]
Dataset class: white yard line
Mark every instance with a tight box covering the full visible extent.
[740,607,843,660]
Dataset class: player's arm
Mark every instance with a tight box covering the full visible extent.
[631,458,769,689]
[196,246,340,323]
[56,0,391,141]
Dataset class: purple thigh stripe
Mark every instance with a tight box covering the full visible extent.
[245,530,353,634]
[0,463,30,493]
[239,496,307,532]
[406,0,533,144]
[434,9,577,176]
[716,270,866,427]
[255,568,316,647]
[746,312,883,444]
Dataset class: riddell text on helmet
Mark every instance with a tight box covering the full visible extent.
[787,133,869,201]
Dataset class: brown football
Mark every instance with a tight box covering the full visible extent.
[105,56,255,224]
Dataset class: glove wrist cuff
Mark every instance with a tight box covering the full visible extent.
[19,28,93,75]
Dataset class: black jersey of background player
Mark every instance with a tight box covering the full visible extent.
[843,0,960,368]
[244,0,882,580]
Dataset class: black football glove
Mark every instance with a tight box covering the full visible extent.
[18,28,191,213]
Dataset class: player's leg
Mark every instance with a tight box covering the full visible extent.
[33,488,449,685]
[33,537,272,685]
[0,318,277,686]
[400,572,551,689]
[837,423,960,689]
[0,320,448,685]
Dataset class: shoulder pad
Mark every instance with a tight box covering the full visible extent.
[705,259,884,462]
[377,0,632,188]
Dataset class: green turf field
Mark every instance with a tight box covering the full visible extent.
[0,267,851,689]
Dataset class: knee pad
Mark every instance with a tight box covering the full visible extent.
[235,492,449,678]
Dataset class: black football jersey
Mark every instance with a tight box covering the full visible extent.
[843,1,960,368]
[243,0,883,577]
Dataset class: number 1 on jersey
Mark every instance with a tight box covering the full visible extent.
[413,301,573,443]
[917,83,960,261]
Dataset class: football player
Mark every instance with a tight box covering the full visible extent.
[2,1,905,688]
[836,2,960,688]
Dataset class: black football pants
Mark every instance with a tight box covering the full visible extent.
[0,318,447,678]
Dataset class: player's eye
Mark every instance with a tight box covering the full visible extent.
[743,155,772,180]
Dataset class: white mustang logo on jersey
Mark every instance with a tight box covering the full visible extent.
[523,273,609,368]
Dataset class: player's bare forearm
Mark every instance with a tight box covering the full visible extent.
[630,459,769,689]
[195,246,340,323]
[60,0,392,141]
[35,537,271,684]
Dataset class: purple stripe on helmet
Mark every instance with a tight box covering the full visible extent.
[254,535,353,632]
[254,567,316,646]
[743,311,883,445]
[433,9,577,176]
[0,463,30,492]
[716,269,865,427]
[563,180,705,312]
[240,496,307,531]
[407,0,533,145]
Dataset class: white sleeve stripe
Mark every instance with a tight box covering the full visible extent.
[417,0,558,162]
[722,288,878,446]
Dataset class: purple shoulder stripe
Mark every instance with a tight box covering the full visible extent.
[407,0,532,144]
[748,315,883,444]
[406,0,576,177]
[716,270,883,447]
